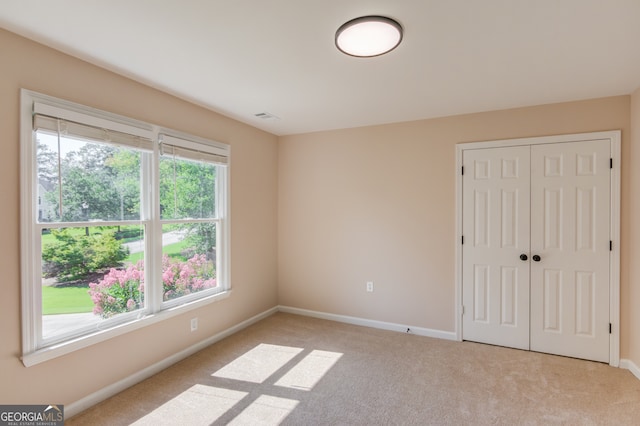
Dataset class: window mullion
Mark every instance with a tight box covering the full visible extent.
[146,141,163,314]
[217,166,229,290]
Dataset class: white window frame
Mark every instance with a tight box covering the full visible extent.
[20,90,231,367]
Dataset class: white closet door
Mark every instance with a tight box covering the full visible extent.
[462,146,531,350]
[530,140,610,362]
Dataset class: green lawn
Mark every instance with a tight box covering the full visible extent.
[163,240,190,261]
[126,251,144,264]
[125,240,190,264]
[42,285,93,315]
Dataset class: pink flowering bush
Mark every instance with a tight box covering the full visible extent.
[161,253,217,301]
[88,254,216,318]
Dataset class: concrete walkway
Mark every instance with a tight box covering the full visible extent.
[42,312,101,338]
[123,230,185,254]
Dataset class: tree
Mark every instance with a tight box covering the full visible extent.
[60,143,120,222]
[36,139,58,186]
[36,139,59,222]
[159,157,216,219]
[160,156,217,258]
[41,141,142,224]
[182,222,217,261]
[105,150,141,220]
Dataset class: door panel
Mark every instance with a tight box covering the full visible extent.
[462,139,611,363]
[543,269,562,332]
[543,188,563,250]
[530,140,610,362]
[462,146,530,350]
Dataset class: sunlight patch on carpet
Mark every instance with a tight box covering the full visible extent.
[228,395,299,425]
[212,343,304,383]
[131,384,247,425]
[275,350,343,391]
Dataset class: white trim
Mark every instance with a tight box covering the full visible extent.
[65,306,279,419]
[455,130,621,367]
[620,359,640,381]
[20,90,37,353]
[217,163,231,293]
[609,134,621,367]
[278,306,458,341]
[455,145,464,342]
[457,131,620,150]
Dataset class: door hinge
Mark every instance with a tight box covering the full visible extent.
[609,323,612,334]
[461,166,464,175]
[610,158,613,169]
[610,240,613,251]
[461,235,464,245]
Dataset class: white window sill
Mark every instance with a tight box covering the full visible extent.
[22,290,231,367]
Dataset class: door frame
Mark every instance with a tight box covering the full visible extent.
[455,131,621,367]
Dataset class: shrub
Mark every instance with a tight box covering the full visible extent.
[88,254,216,318]
[181,223,216,261]
[88,261,144,317]
[161,253,216,300]
[42,229,129,281]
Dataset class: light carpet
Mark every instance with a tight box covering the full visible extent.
[68,312,640,425]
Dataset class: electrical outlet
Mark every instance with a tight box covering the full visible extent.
[366,281,374,292]
[190,317,198,332]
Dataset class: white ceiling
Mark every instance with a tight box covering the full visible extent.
[1,0,640,136]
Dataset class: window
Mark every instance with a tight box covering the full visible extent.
[20,90,230,366]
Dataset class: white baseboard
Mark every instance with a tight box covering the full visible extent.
[620,359,640,381]
[278,305,458,341]
[65,306,279,418]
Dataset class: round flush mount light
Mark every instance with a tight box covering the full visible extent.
[335,15,403,57]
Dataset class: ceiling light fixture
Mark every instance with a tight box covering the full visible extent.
[335,15,403,58]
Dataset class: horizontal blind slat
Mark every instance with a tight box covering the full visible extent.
[34,114,154,152]
[34,101,153,140]
[159,133,228,165]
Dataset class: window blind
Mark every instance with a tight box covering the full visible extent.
[159,133,228,165]
[33,114,154,152]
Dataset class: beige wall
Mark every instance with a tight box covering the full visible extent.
[279,97,632,345]
[0,29,279,404]
[628,88,640,366]
[1,24,638,410]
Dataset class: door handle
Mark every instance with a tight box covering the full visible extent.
[532,255,541,262]
[519,254,528,261]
